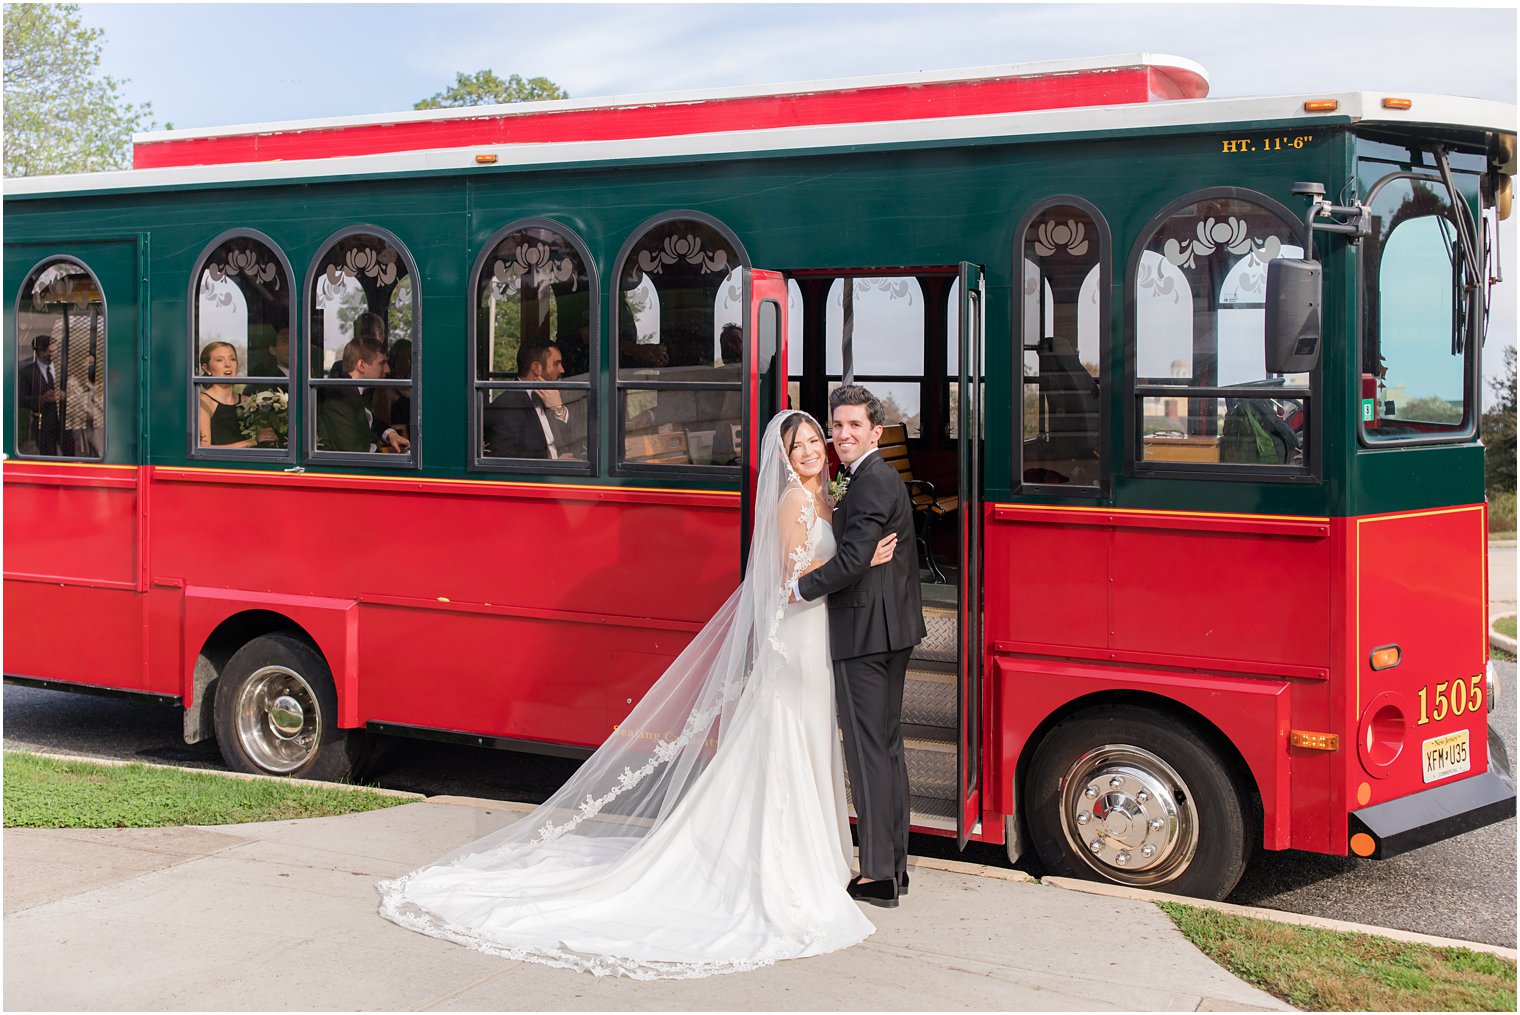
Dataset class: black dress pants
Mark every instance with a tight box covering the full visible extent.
[833,646,911,881]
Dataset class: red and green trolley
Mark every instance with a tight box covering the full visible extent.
[5,55,1514,899]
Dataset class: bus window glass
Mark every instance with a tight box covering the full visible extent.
[826,277,924,435]
[1020,206,1104,487]
[1132,194,1309,471]
[15,258,105,459]
[309,231,417,459]
[616,217,745,469]
[1363,175,1470,439]
[193,235,291,452]
[475,223,593,465]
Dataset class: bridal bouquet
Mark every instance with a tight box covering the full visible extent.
[239,389,289,447]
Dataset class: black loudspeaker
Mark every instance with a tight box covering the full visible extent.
[1264,258,1322,374]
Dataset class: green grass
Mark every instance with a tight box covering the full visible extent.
[1160,902,1517,1012]
[1496,615,1517,640]
[1488,490,1516,538]
[2,751,408,828]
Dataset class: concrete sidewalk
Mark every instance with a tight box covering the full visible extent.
[4,797,1292,1012]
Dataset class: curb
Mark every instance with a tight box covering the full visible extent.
[1041,876,1518,961]
[10,749,426,801]
[1492,612,1517,656]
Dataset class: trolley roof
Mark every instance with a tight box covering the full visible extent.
[128,54,1212,169]
[5,56,1513,201]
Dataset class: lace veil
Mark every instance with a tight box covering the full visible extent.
[379,409,827,906]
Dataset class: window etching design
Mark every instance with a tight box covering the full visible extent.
[1020,205,1104,487]
[15,259,105,459]
[194,235,291,451]
[616,217,745,469]
[475,223,593,465]
[1361,174,1472,440]
[1132,195,1309,470]
[308,231,415,458]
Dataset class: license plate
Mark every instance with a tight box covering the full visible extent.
[1421,729,1470,784]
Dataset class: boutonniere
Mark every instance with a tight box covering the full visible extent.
[827,470,851,506]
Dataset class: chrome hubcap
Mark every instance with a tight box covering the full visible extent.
[234,665,320,774]
[1058,745,1198,887]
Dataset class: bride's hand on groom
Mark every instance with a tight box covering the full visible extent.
[870,534,897,567]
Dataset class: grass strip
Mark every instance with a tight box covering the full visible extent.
[1159,901,1517,1012]
[1497,615,1517,640]
[3,751,407,828]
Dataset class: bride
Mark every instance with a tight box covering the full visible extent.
[378,410,900,978]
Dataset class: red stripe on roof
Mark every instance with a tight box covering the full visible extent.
[133,63,1208,169]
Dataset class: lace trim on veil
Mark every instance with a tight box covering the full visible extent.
[376,410,848,980]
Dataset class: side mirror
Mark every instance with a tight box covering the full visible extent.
[1264,258,1322,374]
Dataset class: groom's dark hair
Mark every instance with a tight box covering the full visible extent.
[828,383,885,427]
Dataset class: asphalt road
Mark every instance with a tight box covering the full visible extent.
[5,659,1515,947]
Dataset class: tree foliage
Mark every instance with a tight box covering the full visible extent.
[1483,345,1517,493]
[415,70,567,110]
[3,3,153,176]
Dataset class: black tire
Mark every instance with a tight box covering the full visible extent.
[1024,706,1253,900]
[213,633,368,781]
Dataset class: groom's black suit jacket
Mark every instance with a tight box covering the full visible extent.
[797,449,926,659]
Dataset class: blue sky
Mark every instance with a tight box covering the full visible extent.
[75,1,1518,396]
[78,3,1516,128]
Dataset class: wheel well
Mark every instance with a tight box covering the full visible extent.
[184,611,322,744]
[1012,690,1264,852]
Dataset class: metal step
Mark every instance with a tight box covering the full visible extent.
[915,605,958,664]
[903,661,957,728]
[908,794,957,831]
[845,793,958,832]
[844,733,957,809]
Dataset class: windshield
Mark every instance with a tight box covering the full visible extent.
[1361,172,1476,441]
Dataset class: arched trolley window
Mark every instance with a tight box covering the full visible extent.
[306,227,419,465]
[1015,199,1110,491]
[14,257,107,461]
[613,213,748,473]
[471,219,596,472]
[189,231,295,460]
[1128,190,1314,477]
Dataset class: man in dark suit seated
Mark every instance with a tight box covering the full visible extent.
[482,340,572,460]
[316,334,410,454]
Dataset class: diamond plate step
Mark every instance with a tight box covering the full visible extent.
[903,661,957,728]
[915,605,958,664]
[844,734,957,808]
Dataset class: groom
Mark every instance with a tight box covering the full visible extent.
[795,384,926,908]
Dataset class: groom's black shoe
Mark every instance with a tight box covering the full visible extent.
[847,876,900,908]
[850,872,909,897]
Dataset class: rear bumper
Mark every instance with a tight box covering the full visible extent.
[1349,763,1516,860]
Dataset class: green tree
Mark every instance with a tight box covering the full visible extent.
[1483,345,1516,493]
[3,3,153,176]
[415,70,567,110]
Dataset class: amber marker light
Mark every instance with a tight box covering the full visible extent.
[1303,99,1340,112]
[1382,97,1413,110]
[475,153,499,164]
[1350,833,1377,858]
[1370,645,1402,670]
[1290,730,1340,751]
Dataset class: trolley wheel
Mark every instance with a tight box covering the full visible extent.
[213,633,368,781]
[1025,706,1252,901]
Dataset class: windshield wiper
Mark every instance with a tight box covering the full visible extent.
[1434,146,1482,292]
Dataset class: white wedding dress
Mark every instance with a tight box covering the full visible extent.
[379,412,875,978]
